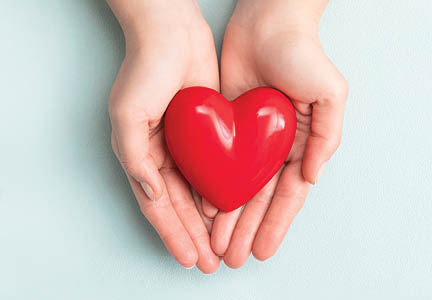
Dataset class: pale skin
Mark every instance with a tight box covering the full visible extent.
[107,0,348,272]
[107,0,220,273]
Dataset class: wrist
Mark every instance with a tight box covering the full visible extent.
[108,0,205,43]
[231,0,327,36]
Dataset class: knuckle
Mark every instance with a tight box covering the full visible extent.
[139,197,168,213]
[323,78,349,105]
[108,101,131,123]
[108,96,148,125]
[331,78,350,102]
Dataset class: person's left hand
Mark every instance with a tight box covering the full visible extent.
[203,0,349,268]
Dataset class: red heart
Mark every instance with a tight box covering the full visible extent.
[164,87,297,212]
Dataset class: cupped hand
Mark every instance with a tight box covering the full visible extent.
[108,1,220,273]
[205,1,349,268]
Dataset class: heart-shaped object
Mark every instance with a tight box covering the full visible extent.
[164,87,296,212]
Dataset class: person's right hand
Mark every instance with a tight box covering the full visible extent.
[107,0,220,273]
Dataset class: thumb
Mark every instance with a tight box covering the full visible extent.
[302,81,349,184]
[108,55,179,201]
[110,108,165,201]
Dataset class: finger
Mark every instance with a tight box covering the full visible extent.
[252,161,310,261]
[202,198,219,219]
[223,171,281,268]
[301,80,349,184]
[211,207,242,256]
[126,172,198,269]
[191,190,214,234]
[162,168,220,274]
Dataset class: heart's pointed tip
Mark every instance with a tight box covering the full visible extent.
[211,202,243,213]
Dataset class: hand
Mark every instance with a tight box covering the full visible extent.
[205,0,349,268]
[107,0,220,273]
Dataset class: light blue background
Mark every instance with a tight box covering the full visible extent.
[1,1,431,299]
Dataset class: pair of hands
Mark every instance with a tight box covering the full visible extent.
[107,0,348,273]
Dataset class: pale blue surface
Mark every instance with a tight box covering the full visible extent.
[1,1,432,299]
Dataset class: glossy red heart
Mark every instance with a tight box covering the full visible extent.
[164,87,296,212]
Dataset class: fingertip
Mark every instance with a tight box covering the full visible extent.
[302,158,325,185]
[184,265,195,270]
[315,163,325,183]
[140,181,155,201]
[251,227,279,262]
[210,231,228,256]
[195,236,221,274]
[251,243,276,262]
[223,234,253,269]
[197,255,220,274]
[142,157,165,199]
[202,198,218,219]
[210,208,242,256]
[303,170,316,185]
[223,251,249,269]
[176,247,199,269]
[124,157,165,200]
[164,231,198,269]
[210,219,234,256]
[301,150,321,185]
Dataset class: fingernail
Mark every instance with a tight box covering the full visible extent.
[140,182,154,201]
[185,265,195,270]
[315,164,325,184]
